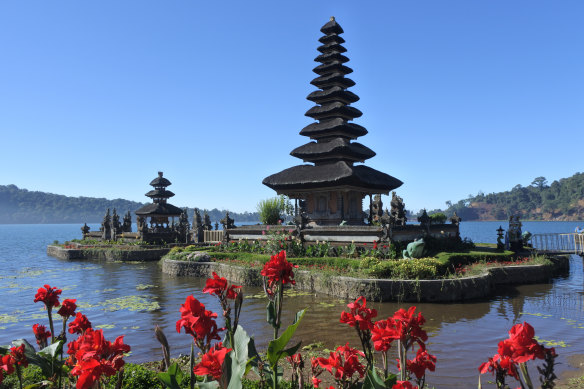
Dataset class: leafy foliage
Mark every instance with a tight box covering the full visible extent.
[444,172,584,220]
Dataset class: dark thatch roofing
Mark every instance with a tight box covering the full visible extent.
[321,17,344,35]
[263,161,402,193]
[149,172,171,187]
[291,139,375,162]
[145,189,175,198]
[135,202,184,216]
[299,118,367,139]
[306,87,358,104]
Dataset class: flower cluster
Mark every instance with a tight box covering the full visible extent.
[192,342,232,380]
[479,322,557,388]
[261,250,298,290]
[176,295,221,353]
[67,328,130,388]
[313,343,366,388]
[339,298,434,388]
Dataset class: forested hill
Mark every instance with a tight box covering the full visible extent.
[443,173,584,221]
[0,185,259,224]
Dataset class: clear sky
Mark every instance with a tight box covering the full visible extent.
[1,1,582,213]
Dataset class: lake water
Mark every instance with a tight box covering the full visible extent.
[0,221,582,388]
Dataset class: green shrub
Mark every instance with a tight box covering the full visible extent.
[429,212,447,224]
[257,197,285,225]
[0,365,44,388]
[103,363,160,388]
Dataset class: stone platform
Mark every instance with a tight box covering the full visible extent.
[162,255,569,302]
[47,245,170,262]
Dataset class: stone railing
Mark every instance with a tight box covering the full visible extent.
[204,230,224,243]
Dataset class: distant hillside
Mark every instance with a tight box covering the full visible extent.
[443,173,584,221]
[0,185,259,224]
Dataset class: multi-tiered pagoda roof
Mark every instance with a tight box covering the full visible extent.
[135,172,183,217]
[263,17,402,195]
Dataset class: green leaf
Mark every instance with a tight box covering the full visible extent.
[197,381,220,389]
[38,340,63,360]
[158,362,185,389]
[363,368,387,389]
[266,308,306,367]
[226,325,251,389]
[266,301,277,328]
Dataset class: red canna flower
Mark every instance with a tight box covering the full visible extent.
[499,322,544,363]
[68,328,130,389]
[312,376,322,388]
[68,312,92,334]
[340,296,378,331]
[192,342,232,380]
[261,250,298,287]
[32,324,52,349]
[406,348,437,380]
[58,299,77,318]
[479,353,519,381]
[0,354,15,375]
[371,318,396,352]
[34,284,62,308]
[9,345,28,368]
[176,295,221,350]
[203,272,241,300]
[373,241,378,250]
[316,343,366,382]
[391,306,428,349]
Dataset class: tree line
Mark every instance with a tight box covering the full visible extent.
[442,172,584,221]
[0,185,260,224]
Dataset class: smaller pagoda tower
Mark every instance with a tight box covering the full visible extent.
[135,172,184,231]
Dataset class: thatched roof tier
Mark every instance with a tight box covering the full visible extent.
[263,162,402,194]
[307,87,358,105]
[305,102,362,121]
[291,139,375,163]
[318,34,345,45]
[149,172,171,187]
[299,118,367,140]
[135,202,184,216]
[317,42,347,54]
[310,73,355,89]
[320,17,344,35]
[312,62,353,77]
[145,189,175,199]
[314,52,349,64]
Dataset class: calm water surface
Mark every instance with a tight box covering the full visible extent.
[0,222,582,388]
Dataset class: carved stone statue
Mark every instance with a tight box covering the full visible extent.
[111,208,121,238]
[506,215,524,252]
[137,216,148,236]
[371,194,383,223]
[177,209,190,243]
[380,209,392,241]
[202,211,212,231]
[450,212,461,226]
[220,211,235,230]
[101,209,111,240]
[389,192,407,226]
[192,208,204,243]
[403,238,425,259]
[122,211,132,232]
[81,223,90,238]
[417,209,430,231]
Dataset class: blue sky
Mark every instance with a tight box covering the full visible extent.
[1,1,582,213]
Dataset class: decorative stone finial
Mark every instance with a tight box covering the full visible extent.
[330,16,335,21]
[158,171,163,177]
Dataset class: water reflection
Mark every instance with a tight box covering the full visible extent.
[0,224,583,388]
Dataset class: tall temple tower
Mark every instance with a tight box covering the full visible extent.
[263,17,402,225]
[135,172,183,228]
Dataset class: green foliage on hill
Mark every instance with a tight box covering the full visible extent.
[444,172,584,221]
[0,185,259,224]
